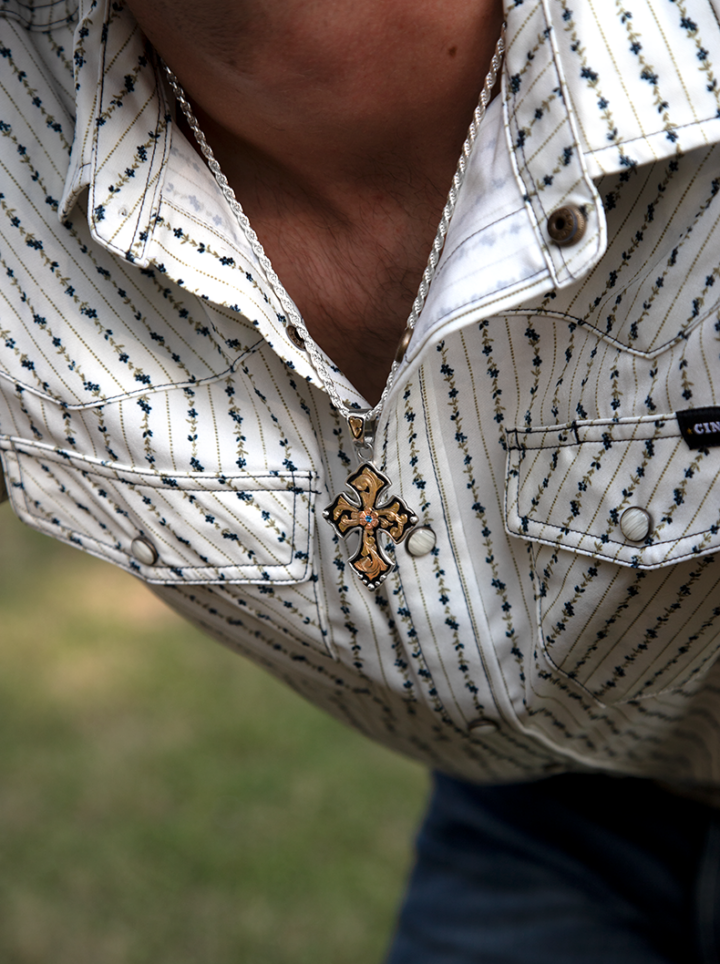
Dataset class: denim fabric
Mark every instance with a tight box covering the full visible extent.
[386,773,720,963]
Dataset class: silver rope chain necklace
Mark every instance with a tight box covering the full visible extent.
[163,29,505,591]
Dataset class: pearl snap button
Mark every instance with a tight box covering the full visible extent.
[468,718,499,733]
[405,526,436,557]
[286,324,306,350]
[547,205,587,246]
[619,507,652,543]
[131,536,159,566]
[394,327,413,365]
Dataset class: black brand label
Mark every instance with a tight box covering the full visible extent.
[677,407,720,449]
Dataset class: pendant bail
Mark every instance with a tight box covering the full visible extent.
[348,412,377,461]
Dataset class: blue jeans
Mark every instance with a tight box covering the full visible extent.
[386,772,720,963]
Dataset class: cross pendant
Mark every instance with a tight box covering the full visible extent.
[323,462,418,591]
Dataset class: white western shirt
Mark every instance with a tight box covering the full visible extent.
[3,0,720,786]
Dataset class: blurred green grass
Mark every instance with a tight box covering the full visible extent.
[0,506,427,964]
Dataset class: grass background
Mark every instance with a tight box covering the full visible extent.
[0,505,428,964]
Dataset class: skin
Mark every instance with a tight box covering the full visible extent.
[125,0,504,403]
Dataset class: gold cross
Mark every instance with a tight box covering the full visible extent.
[323,463,417,590]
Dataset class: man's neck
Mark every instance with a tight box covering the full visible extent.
[126,0,504,402]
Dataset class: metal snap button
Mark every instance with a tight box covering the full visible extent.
[286,324,307,350]
[619,507,652,543]
[130,536,159,566]
[394,327,413,365]
[405,526,436,557]
[547,204,587,246]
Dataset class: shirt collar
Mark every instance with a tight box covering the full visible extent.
[60,0,720,248]
[54,0,720,394]
[56,0,339,392]
[60,0,172,262]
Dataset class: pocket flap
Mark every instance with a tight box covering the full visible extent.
[505,414,720,569]
[1,440,319,584]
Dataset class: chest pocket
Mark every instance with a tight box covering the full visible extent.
[0,439,330,657]
[505,414,720,706]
